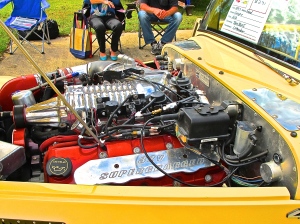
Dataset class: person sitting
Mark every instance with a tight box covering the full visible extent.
[138,0,182,55]
[89,0,123,60]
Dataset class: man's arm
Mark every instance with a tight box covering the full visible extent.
[161,6,178,18]
[140,3,160,14]
[140,3,178,19]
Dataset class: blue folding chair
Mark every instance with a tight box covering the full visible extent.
[0,0,51,54]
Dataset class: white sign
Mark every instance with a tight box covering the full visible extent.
[221,0,273,44]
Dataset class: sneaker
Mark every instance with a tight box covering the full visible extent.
[151,41,161,55]
[158,41,165,52]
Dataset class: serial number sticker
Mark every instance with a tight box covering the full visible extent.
[74,148,219,185]
[197,67,210,87]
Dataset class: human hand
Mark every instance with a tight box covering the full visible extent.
[159,10,169,19]
[105,0,115,8]
[153,8,163,18]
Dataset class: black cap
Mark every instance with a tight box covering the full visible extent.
[46,157,72,178]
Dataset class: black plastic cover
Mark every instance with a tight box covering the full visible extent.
[177,105,230,144]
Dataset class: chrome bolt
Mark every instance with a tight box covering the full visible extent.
[205,174,212,183]
[166,143,173,149]
[173,181,181,187]
[99,152,108,159]
[133,147,141,154]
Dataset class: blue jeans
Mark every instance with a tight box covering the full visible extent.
[138,10,182,44]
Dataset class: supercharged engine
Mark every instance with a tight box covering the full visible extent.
[0,52,295,196]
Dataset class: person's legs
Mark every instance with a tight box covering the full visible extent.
[160,12,182,43]
[106,17,123,53]
[89,15,106,55]
[138,10,158,44]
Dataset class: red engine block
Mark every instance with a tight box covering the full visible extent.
[43,135,226,186]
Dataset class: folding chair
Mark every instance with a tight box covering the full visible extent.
[138,21,176,49]
[0,0,51,54]
[81,0,134,56]
[135,0,194,49]
[135,0,177,49]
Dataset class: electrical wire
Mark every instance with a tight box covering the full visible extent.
[220,141,268,166]
[140,117,239,187]
[140,117,199,186]
[104,94,132,134]
[150,80,184,99]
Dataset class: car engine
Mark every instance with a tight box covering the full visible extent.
[0,52,293,194]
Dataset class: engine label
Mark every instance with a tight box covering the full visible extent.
[74,148,219,185]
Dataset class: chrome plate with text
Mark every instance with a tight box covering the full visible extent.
[74,147,219,185]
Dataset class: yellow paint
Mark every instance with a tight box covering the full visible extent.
[0,182,299,223]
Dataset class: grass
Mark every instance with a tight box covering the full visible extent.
[0,0,210,57]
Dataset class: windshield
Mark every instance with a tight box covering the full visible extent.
[200,0,300,68]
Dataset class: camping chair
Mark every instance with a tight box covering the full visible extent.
[134,0,194,49]
[138,21,175,49]
[0,0,51,54]
[81,0,134,56]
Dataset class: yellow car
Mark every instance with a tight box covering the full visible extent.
[0,0,300,223]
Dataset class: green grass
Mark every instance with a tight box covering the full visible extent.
[0,0,210,56]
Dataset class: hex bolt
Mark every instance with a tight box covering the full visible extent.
[133,147,141,154]
[205,174,212,183]
[173,181,181,187]
[99,152,108,159]
[273,153,282,164]
[166,143,173,149]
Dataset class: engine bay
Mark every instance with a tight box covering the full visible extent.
[0,51,297,197]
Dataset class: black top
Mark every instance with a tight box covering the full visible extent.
[140,0,178,10]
